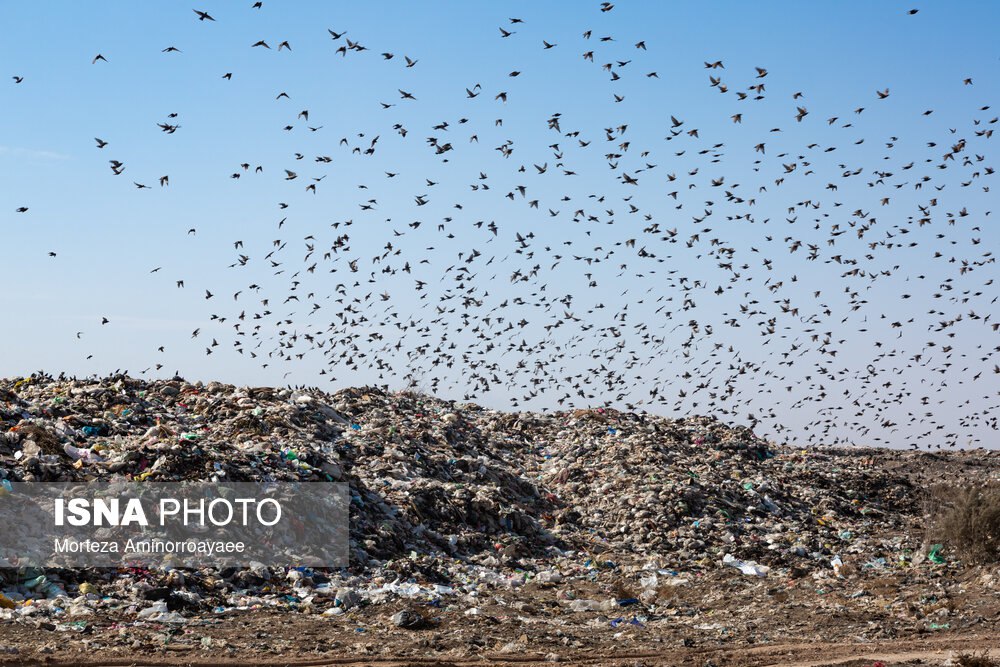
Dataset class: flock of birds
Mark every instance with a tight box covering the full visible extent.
[9,4,999,448]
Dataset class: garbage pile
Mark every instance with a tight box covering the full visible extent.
[0,373,928,624]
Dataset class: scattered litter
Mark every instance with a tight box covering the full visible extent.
[723,554,769,577]
[0,375,974,630]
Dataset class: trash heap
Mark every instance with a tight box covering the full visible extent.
[0,373,928,623]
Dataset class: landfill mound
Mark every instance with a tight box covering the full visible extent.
[1,374,917,567]
[0,373,936,623]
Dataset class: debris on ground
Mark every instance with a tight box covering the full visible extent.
[1,374,999,661]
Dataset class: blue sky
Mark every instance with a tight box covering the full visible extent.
[1,1,998,447]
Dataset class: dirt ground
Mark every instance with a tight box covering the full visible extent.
[0,625,998,666]
[3,566,1000,667]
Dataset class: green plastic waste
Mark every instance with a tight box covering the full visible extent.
[928,544,945,564]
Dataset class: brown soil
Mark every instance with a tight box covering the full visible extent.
[2,569,1000,666]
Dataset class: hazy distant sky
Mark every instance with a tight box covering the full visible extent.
[1,2,997,447]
